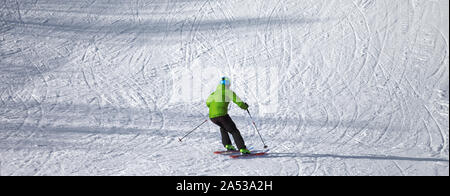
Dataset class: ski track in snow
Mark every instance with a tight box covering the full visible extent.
[0,0,448,176]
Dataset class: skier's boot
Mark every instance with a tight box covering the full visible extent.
[240,148,251,155]
[225,144,237,151]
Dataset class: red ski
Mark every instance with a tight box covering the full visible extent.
[214,150,240,155]
[230,152,267,159]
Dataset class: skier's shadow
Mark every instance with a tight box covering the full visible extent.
[262,153,449,163]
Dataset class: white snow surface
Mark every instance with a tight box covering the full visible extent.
[0,0,448,176]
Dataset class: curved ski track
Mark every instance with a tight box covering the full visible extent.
[0,0,448,176]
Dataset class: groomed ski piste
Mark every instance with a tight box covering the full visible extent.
[0,0,448,176]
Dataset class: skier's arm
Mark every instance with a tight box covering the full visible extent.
[229,91,249,110]
[206,93,214,107]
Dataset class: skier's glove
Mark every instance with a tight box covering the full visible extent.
[242,102,249,110]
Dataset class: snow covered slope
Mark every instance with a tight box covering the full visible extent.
[0,0,448,176]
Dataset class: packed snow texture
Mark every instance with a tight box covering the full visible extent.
[0,0,448,176]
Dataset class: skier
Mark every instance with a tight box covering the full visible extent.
[206,77,251,154]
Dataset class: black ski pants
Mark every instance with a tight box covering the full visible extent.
[210,114,246,150]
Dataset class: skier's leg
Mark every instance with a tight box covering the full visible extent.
[221,115,247,150]
[211,116,233,148]
[229,130,246,150]
[220,127,232,147]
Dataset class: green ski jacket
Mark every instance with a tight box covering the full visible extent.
[206,84,248,118]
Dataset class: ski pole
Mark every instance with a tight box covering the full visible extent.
[178,119,208,142]
[246,109,268,149]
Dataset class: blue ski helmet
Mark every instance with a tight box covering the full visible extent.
[220,77,231,87]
